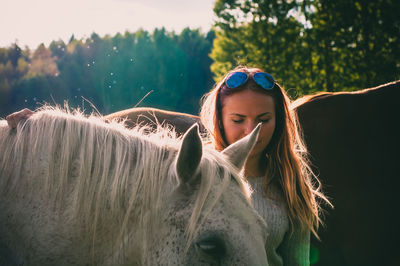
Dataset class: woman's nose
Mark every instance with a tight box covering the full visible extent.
[244,121,258,135]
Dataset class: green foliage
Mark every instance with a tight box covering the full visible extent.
[2,0,397,116]
[0,28,215,117]
[211,0,400,97]
[0,44,31,110]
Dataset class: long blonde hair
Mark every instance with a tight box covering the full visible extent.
[200,66,331,237]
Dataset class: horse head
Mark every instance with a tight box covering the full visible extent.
[0,110,267,265]
[146,123,268,265]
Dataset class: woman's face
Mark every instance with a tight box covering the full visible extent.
[221,89,276,158]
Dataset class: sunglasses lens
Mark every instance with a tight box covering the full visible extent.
[254,72,275,89]
[226,72,248,88]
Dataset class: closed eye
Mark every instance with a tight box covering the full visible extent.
[196,235,226,261]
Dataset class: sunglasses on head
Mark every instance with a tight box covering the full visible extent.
[225,71,275,90]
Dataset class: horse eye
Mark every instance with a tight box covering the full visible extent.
[196,235,226,260]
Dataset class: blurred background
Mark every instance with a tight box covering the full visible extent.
[1,0,398,118]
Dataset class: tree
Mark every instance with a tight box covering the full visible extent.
[211,0,400,96]
[1,28,215,117]
[174,28,215,113]
[27,44,58,77]
[309,0,400,90]
[0,44,30,114]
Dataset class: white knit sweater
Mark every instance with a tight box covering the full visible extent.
[247,177,310,266]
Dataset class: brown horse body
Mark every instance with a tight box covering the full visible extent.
[293,81,400,266]
[104,107,204,134]
[106,80,399,265]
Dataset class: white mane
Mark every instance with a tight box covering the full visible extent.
[0,107,251,259]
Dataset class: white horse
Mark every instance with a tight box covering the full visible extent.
[0,107,268,265]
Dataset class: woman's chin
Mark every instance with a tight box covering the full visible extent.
[248,149,262,159]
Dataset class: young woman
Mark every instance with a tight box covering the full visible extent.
[200,66,331,265]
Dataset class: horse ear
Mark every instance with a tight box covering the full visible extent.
[176,124,202,184]
[222,123,261,169]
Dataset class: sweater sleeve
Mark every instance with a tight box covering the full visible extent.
[277,224,310,266]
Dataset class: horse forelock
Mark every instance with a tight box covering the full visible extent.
[181,146,252,250]
[0,106,251,258]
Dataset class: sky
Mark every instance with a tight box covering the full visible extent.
[1,0,216,49]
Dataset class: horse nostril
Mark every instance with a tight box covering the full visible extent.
[196,235,226,261]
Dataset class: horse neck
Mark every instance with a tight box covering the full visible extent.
[0,113,179,235]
